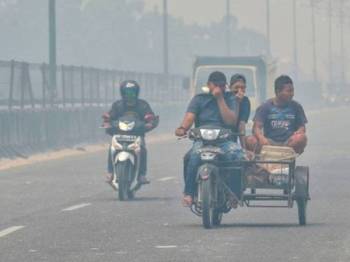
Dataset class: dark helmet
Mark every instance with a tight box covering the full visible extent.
[120,80,140,105]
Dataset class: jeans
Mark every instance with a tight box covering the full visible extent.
[107,144,147,177]
[184,140,244,196]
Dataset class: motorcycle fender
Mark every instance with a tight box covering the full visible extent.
[197,164,218,181]
[115,151,135,165]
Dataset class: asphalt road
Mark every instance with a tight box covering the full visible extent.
[0,107,349,262]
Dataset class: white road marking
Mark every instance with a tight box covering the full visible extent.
[0,226,25,238]
[62,203,91,212]
[115,251,128,255]
[157,176,176,182]
[155,245,177,249]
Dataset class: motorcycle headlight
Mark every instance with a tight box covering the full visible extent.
[119,121,135,131]
[200,129,220,141]
[127,137,142,152]
[111,136,123,150]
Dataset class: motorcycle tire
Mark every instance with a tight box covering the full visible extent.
[116,161,131,201]
[201,178,214,229]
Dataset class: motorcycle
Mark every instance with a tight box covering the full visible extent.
[187,126,241,228]
[105,115,156,200]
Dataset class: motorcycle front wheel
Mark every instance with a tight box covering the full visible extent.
[201,177,216,229]
[116,161,132,201]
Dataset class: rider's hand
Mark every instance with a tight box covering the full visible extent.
[175,127,187,137]
[145,123,153,130]
[210,86,224,99]
[235,88,245,102]
[294,130,305,135]
[259,136,270,146]
[103,122,112,129]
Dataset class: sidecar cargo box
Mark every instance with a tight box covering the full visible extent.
[259,146,297,174]
[245,146,297,188]
[260,146,297,161]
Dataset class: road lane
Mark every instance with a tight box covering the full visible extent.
[0,108,349,262]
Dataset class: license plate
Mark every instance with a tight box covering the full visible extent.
[115,134,138,142]
[197,146,222,154]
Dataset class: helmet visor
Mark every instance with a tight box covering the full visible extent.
[123,88,138,99]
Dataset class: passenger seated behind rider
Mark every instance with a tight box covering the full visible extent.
[103,80,158,187]
[247,75,307,154]
[175,71,244,207]
[229,74,251,150]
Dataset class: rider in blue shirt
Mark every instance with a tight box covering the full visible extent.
[175,71,244,206]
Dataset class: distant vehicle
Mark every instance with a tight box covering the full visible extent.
[188,56,277,111]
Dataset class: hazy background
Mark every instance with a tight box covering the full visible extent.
[145,0,349,83]
[0,0,349,87]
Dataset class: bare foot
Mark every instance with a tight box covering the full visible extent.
[182,195,193,207]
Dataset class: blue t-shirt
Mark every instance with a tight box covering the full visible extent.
[187,93,237,129]
[254,99,307,142]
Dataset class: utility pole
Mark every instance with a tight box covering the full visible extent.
[328,0,333,87]
[339,0,346,87]
[163,0,169,76]
[48,0,57,101]
[266,0,271,56]
[310,0,317,83]
[226,0,231,56]
[292,0,299,82]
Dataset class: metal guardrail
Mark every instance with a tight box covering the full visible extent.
[0,60,186,109]
[0,60,189,159]
[0,107,105,159]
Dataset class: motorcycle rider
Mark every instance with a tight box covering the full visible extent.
[175,71,244,207]
[229,74,251,149]
[103,80,158,188]
[247,75,307,154]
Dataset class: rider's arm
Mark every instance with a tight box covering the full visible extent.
[109,101,121,121]
[239,122,247,148]
[142,101,159,131]
[215,91,238,126]
[180,112,196,131]
[176,96,198,135]
[238,97,251,148]
[253,120,269,145]
[175,96,200,137]
[252,103,270,145]
[175,113,195,137]
[294,102,308,134]
[105,102,121,135]
[295,125,306,134]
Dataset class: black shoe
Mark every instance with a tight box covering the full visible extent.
[138,176,150,185]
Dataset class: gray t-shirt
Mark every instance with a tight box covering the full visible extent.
[254,99,307,142]
[187,93,237,129]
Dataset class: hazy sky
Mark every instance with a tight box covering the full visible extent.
[144,0,349,82]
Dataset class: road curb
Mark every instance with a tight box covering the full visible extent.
[0,133,174,172]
